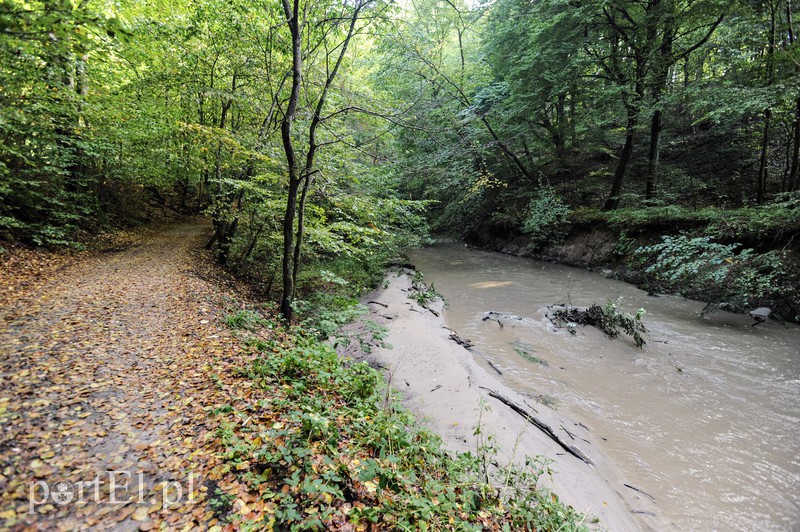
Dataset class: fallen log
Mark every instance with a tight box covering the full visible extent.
[479,386,593,465]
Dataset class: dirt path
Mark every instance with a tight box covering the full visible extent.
[0,221,253,530]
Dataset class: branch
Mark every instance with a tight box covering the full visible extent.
[674,13,726,61]
[478,386,593,465]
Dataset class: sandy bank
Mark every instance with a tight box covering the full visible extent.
[351,270,661,531]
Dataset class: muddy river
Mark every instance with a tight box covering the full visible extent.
[409,243,800,530]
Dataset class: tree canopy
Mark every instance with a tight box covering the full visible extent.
[1,0,798,317]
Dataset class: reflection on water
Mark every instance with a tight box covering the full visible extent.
[410,243,800,531]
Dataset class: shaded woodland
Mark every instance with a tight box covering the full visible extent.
[2,0,799,318]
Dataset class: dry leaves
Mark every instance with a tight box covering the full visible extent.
[0,220,274,530]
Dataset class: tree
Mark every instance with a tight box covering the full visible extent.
[0,0,121,243]
[278,0,385,321]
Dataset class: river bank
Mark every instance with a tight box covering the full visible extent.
[464,209,800,322]
[351,269,661,531]
[392,243,800,530]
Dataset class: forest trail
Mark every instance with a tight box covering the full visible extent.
[0,220,251,530]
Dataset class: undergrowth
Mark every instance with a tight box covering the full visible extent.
[409,271,442,306]
[216,309,587,530]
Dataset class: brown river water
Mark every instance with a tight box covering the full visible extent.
[409,243,800,531]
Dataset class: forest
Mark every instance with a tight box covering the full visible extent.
[2,0,799,529]
[2,0,799,319]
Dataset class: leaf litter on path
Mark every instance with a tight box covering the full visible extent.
[0,220,278,530]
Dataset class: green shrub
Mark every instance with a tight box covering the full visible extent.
[521,185,571,248]
[634,234,800,318]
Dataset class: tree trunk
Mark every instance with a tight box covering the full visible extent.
[646,108,664,200]
[788,5,799,192]
[603,113,637,211]
[789,98,800,192]
[555,93,567,161]
[757,109,772,204]
[757,2,776,204]
[283,0,364,311]
[279,0,303,323]
[292,173,312,290]
[280,174,300,320]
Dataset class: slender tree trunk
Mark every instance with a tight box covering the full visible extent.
[292,173,312,288]
[555,93,567,161]
[280,0,303,322]
[480,117,534,180]
[757,109,772,204]
[757,2,776,203]
[287,0,365,296]
[603,113,637,211]
[788,5,799,192]
[568,89,577,147]
[789,98,799,191]
[646,108,664,200]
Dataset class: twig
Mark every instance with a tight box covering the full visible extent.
[368,300,388,308]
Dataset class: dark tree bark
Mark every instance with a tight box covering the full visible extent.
[604,113,637,211]
[757,109,772,204]
[280,0,369,322]
[757,3,777,204]
[788,4,799,192]
[646,108,664,200]
[279,0,303,322]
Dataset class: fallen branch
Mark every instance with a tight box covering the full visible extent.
[479,386,593,465]
[449,332,473,348]
[368,300,388,308]
[624,483,656,502]
[487,360,503,375]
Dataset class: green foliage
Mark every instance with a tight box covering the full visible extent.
[225,309,269,331]
[208,487,235,519]
[633,234,800,316]
[708,196,800,243]
[408,271,442,306]
[553,301,647,348]
[636,235,749,289]
[596,300,648,349]
[294,294,368,340]
[215,310,586,530]
[0,0,133,243]
[521,184,571,248]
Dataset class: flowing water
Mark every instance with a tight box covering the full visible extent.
[409,243,800,531]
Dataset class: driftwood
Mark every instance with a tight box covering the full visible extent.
[449,332,473,348]
[479,386,593,465]
[624,483,656,502]
[486,360,503,375]
[481,316,504,328]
